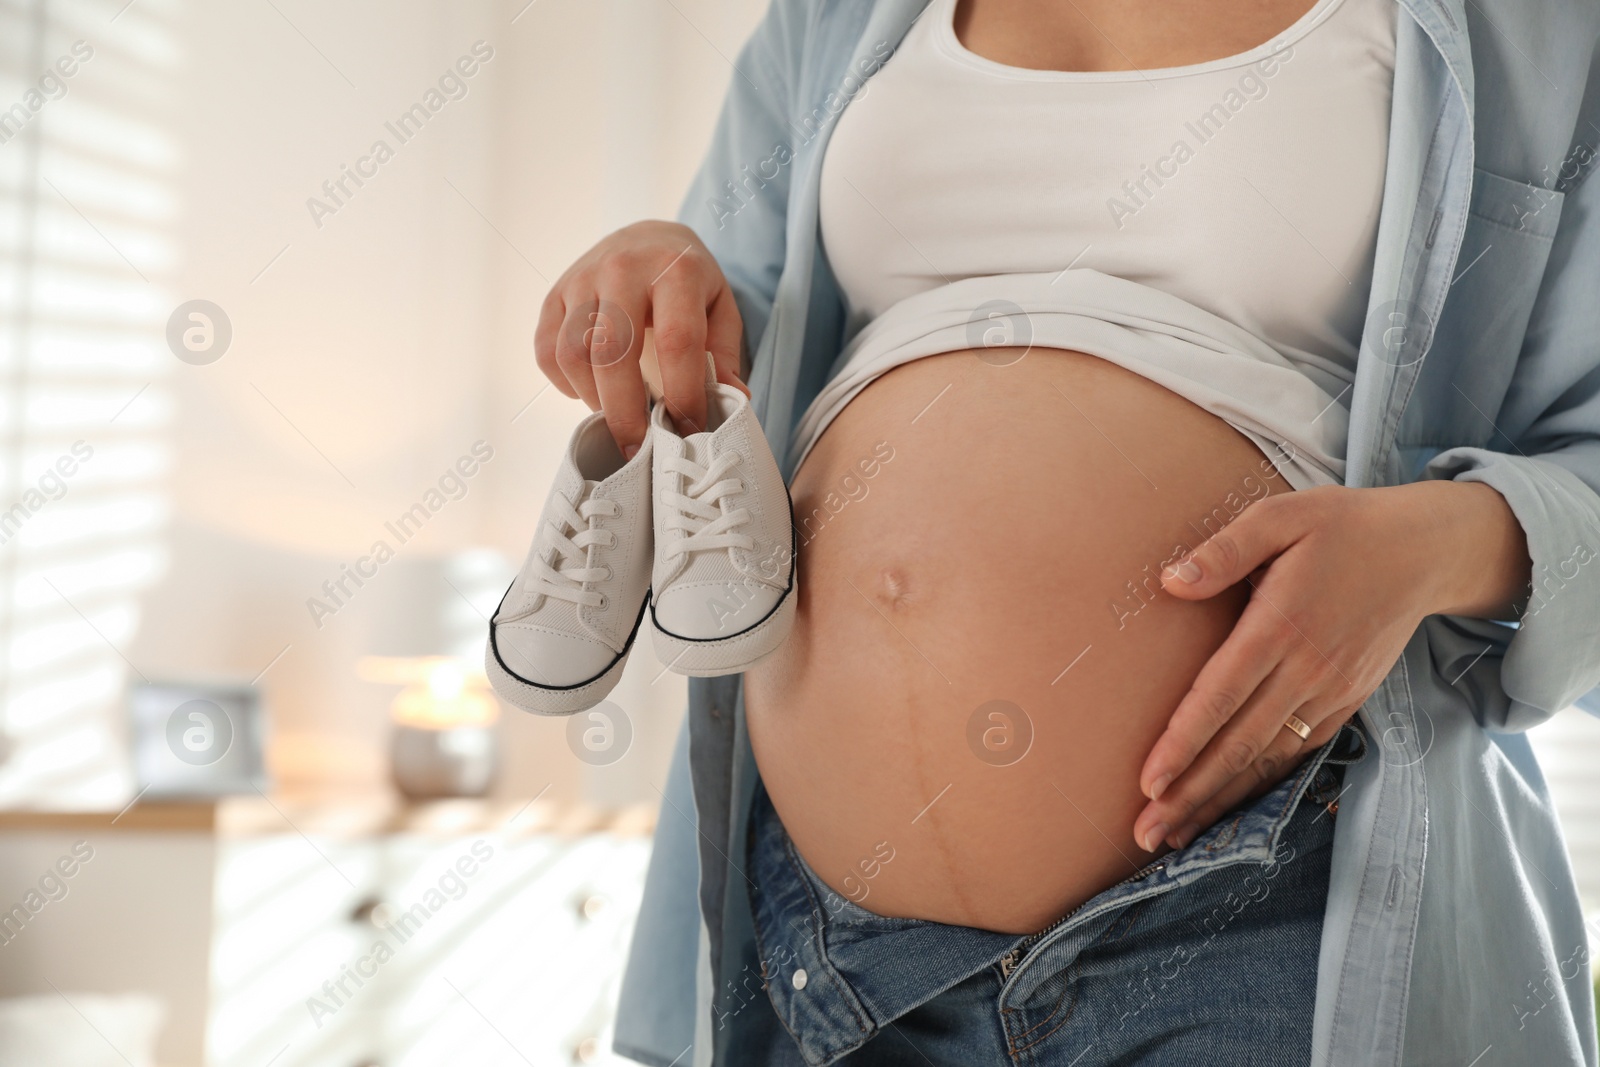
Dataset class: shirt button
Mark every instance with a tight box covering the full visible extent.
[791,968,808,991]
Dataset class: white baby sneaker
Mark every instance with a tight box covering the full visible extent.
[649,383,796,676]
[486,412,654,714]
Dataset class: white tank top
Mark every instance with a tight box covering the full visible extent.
[817,0,1398,402]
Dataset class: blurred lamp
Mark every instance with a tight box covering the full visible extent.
[358,656,500,799]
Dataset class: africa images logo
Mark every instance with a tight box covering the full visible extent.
[167,700,233,766]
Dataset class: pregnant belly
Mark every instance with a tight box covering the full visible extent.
[743,346,1301,935]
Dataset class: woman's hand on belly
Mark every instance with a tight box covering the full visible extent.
[1135,478,1533,852]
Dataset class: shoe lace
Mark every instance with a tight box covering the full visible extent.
[661,451,754,561]
[530,489,619,608]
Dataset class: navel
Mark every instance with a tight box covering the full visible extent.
[879,567,914,610]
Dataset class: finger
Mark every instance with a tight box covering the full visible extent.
[651,270,711,435]
[706,286,749,397]
[587,285,650,457]
[1135,664,1312,850]
[1139,600,1283,800]
[535,288,579,401]
[1166,706,1345,850]
[1159,494,1302,600]
[554,291,603,411]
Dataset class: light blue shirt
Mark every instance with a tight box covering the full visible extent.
[613,2,1600,1064]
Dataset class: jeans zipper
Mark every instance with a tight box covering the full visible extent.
[996,751,1347,978]
[997,858,1168,979]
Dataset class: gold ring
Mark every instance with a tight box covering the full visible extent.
[1282,714,1312,741]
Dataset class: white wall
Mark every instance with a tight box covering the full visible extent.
[116,0,768,807]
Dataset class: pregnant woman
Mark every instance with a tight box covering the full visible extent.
[536,0,1600,1064]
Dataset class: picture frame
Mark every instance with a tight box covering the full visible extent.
[127,681,269,798]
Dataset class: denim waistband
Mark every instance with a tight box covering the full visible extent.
[747,720,1366,1065]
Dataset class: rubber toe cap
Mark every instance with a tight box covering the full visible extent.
[654,580,783,639]
[493,624,618,688]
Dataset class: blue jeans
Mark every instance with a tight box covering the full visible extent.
[746,721,1368,1066]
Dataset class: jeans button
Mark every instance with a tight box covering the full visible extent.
[792,968,808,991]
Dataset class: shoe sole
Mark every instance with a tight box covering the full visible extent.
[484,589,650,715]
[650,590,796,677]
[484,640,631,715]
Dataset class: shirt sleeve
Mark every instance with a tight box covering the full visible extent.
[1419,448,1600,726]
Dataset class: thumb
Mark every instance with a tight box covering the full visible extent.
[1159,496,1299,599]
[705,288,749,397]
[720,369,751,398]
[711,352,750,398]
